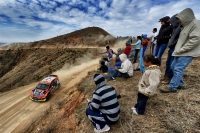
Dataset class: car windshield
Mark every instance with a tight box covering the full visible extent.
[36,83,49,90]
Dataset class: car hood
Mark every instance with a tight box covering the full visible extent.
[33,89,44,97]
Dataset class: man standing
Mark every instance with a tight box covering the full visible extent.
[154,16,173,63]
[161,14,182,84]
[150,28,157,55]
[160,8,200,93]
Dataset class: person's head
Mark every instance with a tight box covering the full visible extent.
[100,60,105,66]
[143,54,160,67]
[142,34,147,39]
[176,17,182,25]
[106,46,110,50]
[126,41,131,46]
[159,16,170,26]
[119,54,127,62]
[176,8,195,27]
[117,48,122,53]
[137,36,142,41]
[153,28,157,33]
[93,74,105,86]
[169,14,180,28]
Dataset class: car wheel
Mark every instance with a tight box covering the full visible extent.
[46,93,50,101]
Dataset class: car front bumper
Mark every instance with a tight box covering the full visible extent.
[30,96,46,102]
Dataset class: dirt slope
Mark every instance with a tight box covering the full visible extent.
[0,58,100,133]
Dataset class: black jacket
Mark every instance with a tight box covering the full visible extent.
[157,23,173,45]
[168,14,182,49]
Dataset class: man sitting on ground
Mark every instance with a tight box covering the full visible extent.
[105,54,133,81]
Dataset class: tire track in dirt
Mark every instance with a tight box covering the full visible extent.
[0,58,100,133]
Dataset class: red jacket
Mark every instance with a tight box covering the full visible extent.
[124,45,131,56]
[142,38,150,46]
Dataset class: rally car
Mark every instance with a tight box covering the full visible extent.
[30,75,60,102]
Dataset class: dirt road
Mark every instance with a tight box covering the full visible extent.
[0,58,100,133]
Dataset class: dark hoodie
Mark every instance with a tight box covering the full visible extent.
[157,16,173,45]
[168,14,182,48]
[88,74,121,123]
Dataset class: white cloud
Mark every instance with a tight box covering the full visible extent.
[0,0,200,43]
[99,1,107,9]
[88,6,97,14]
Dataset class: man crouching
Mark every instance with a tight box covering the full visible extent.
[86,74,121,132]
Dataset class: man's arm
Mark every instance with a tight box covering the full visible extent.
[179,28,200,53]
[88,92,101,111]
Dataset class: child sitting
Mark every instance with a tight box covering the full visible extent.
[132,54,161,115]
[97,58,109,73]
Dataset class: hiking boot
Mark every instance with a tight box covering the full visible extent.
[160,76,168,81]
[160,87,177,93]
[94,125,110,133]
[161,77,171,84]
[107,77,115,82]
[177,86,185,90]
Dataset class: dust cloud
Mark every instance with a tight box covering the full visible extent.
[52,53,100,83]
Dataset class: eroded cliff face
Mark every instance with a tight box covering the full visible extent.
[0,48,100,92]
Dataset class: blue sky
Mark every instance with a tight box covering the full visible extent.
[0,0,200,43]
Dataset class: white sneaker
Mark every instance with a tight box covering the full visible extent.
[132,109,138,115]
[94,125,110,133]
[131,107,136,111]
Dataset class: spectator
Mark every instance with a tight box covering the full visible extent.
[97,58,109,73]
[131,36,142,63]
[161,14,182,84]
[141,34,150,57]
[154,16,173,63]
[150,28,158,54]
[105,54,133,81]
[132,54,161,115]
[100,46,115,62]
[160,8,200,93]
[124,41,132,56]
[86,74,121,132]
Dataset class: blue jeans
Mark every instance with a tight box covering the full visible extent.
[86,108,107,129]
[164,48,174,78]
[134,92,149,115]
[139,48,145,73]
[168,56,193,90]
[142,46,147,57]
[154,44,168,63]
[104,68,130,79]
[112,70,130,78]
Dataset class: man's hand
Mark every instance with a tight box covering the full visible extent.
[114,66,118,70]
[87,98,90,102]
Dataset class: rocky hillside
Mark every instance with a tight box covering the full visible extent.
[29,27,116,48]
[0,26,117,92]
[0,48,100,92]
[0,27,116,50]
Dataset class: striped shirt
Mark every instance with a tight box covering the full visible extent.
[88,74,121,123]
